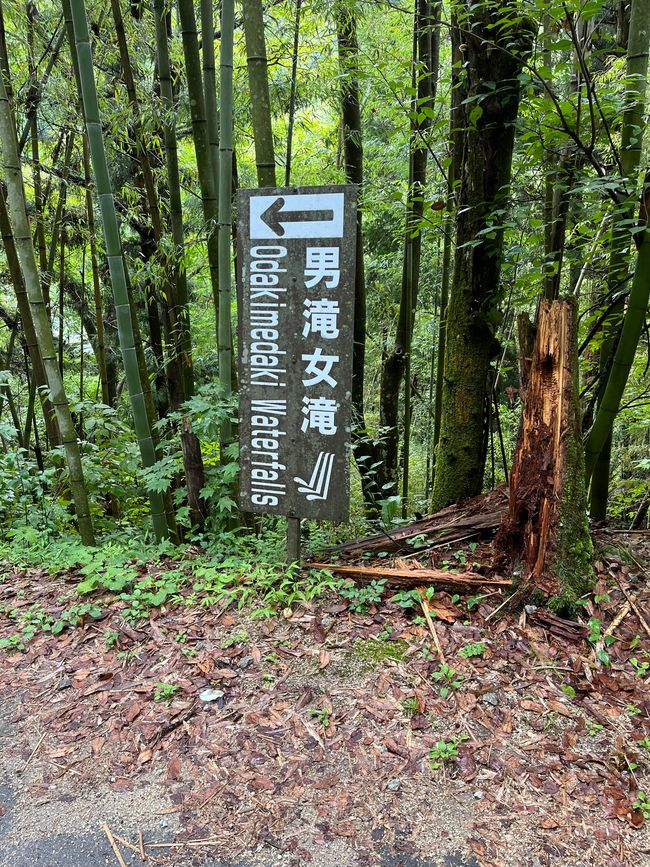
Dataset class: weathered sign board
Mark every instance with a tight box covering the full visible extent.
[237,184,357,523]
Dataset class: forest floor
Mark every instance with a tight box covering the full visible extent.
[1,527,650,867]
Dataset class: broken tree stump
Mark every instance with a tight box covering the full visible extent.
[495,299,592,603]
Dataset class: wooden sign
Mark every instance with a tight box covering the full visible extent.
[237,184,357,522]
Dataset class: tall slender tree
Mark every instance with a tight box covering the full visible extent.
[177,0,220,333]
[243,0,276,187]
[218,0,235,451]
[154,0,207,529]
[588,0,650,517]
[379,0,439,508]
[68,0,170,540]
[431,2,532,510]
[335,0,383,511]
[0,61,95,545]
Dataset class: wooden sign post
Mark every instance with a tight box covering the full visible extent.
[236,185,357,561]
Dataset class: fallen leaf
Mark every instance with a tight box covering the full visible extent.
[167,757,182,781]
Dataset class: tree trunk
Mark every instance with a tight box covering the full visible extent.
[242,0,276,187]
[431,4,532,511]
[177,0,220,335]
[496,300,592,605]
[588,0,650,519]
[0,64,95,545]
[335,1,383,512]
[218,0,235,453]
[81,131,111,406]
[285,0,302,185]
[69,0,170,541]
[154,0,207,528]
[200,0,220,205]
[379,0,439,506]
[0,183,61,446]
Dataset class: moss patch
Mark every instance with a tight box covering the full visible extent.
[351,637,407,668]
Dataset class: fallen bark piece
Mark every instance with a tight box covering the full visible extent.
[323,486,508,558]
[309,562,511,589]
[528,609,587,642]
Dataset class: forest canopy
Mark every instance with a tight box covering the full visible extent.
[0,0,648,566]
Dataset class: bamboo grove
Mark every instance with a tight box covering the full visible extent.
[0,0,649,549]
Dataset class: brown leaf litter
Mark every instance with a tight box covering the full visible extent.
[0,528,649,866]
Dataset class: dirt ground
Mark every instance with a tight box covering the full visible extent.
[1,529,650,867]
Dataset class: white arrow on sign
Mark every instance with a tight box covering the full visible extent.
[250,193,344,240]
[294,452,334,501]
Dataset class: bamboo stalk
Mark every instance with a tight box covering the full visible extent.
[68,0,169,540]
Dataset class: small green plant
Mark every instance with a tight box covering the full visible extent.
[467,594,482,611]
[175,631,188,644]
[154,682,179,704]
[585,719,604,737]
[626,704,643,716]
[117,648,141,667]
[309,707,331,727]
[103,630,120,649]
[221,629,249,649]
[630,657,650,677]
[401,697,419,718]
[459,642,486,659]
[633,791,650,820]
[431,664,464,698]
[560,684,576,700]
[637,737,650,756]
[429,736,467,770]
[391,588,421,610]
[0,634,27,654]
[340,579,386,613]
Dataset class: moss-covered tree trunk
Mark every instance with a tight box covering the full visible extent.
[431,3,531,510]
[496,300,592,604]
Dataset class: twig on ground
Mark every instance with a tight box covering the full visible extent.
[604,599,632,638]
[614,576,650,640]
[418,589,446,665]
[147,839,220,848]
[112,832,163,863]
[102,823,128,867]
[149,701,198,746]
[18,732,46,774]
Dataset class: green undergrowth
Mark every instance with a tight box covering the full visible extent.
[0,526,344,653]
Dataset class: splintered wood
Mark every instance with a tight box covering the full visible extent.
[309,562,511,589]
[324,486,508,559]
[496,299,584,595]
